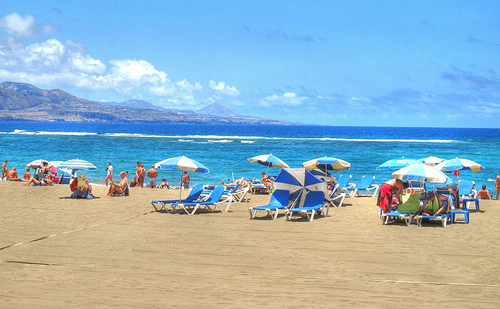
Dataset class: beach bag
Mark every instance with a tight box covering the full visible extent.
[70,178,78,192]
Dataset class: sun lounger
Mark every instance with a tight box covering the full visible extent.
[458,180,479,211]
[150,185,202,211]
[285,191,326,222]
[381,192,422,225]
[250,183,271,194]
[416,195,452,227]
[249,190,291,219]
[347,175,379,197]
[336,174,354,197]
[171,186,225,215]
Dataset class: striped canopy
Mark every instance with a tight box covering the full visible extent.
[248,154,289,168]
[302,156,351,172]
[58,158,98,171]
[435,158,484,173]
[155,155,210,173]
[392,164,450,183]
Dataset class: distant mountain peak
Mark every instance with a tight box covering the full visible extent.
[197,103,239,118]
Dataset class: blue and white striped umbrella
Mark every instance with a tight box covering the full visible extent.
[302,156,351,172]
[58,158,98,171]
[248,154,290,169]
[273,168,328,208]
[435,158,484,173]
[392,164,451,184]
[154,155,210,174]
[377,157,421,171]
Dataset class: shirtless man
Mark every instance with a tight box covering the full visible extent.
[107,172,129,196]
[496,173,500,200]
[23,167,31,181]
[5,167,23,181]
[147,165,158,188]
[182,171,190,189]
[2,160,7,180]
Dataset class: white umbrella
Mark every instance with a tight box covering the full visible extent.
[420,156,445,166]
[26,159,49,168]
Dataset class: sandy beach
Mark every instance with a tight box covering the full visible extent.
[0,181,498,308]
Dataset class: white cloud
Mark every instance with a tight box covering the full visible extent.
[0,13,56,40]
[0,13,201,107]
[209,80,240,97]
[259,92,309,106]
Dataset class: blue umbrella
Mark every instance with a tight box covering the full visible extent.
[154,155,210,200]
[377,157,421,171]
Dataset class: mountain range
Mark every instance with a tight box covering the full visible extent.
[0,82,281,124]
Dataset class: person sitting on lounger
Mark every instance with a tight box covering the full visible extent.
[5,167,23,181]
[221,177,250,187]
[412,191,447,218]
[25,174,54,186]
[107,172,129,197]
[261,172,273,187]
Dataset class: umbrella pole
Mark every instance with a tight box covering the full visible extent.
[179,170,183,201]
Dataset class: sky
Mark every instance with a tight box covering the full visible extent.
[0,0,499,127]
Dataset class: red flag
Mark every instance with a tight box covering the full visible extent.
[454,170,460,176]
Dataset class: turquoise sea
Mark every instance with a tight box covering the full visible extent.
[0,122,499,189]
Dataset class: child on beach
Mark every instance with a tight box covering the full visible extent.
[477,184,492,200]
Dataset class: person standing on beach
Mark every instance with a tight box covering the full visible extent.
[136,163,146,188]
[2,160,7,180]
[496,173,500,200]
[105,162,113,186]
[147,165,158,188]
[182,171,190,189]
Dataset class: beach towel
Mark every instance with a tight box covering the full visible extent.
[396,192,421,213]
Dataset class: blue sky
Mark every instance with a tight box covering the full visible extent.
[1,1,499,127]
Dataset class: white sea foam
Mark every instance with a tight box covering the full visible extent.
[178,139,194,142]
[208,139,233,143]
[4,129,457,143]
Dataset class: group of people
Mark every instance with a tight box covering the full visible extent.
[377,175,500,224]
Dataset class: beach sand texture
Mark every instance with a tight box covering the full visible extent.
[0,182,498,308]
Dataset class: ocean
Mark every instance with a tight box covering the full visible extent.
[0,121,499,189]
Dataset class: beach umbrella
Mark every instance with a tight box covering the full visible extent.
[392,164,450,184]
[302,156,351,172]
[26,159,49,168]
[435,158,484,174]
[58,158,98,178]
[154,155,210,199]
[377,157,421,171]
[273,168,328,210]
[248,154,290,175]
[419,156,445,166]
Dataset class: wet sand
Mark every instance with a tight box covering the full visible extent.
[0,181,498,308]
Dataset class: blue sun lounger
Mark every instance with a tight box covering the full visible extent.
[249,189,291,219]
[347,175,379,197]
[150,185,203,212]
[416,195,452,227]
[285,191,326,222]
[172,186,225,215]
